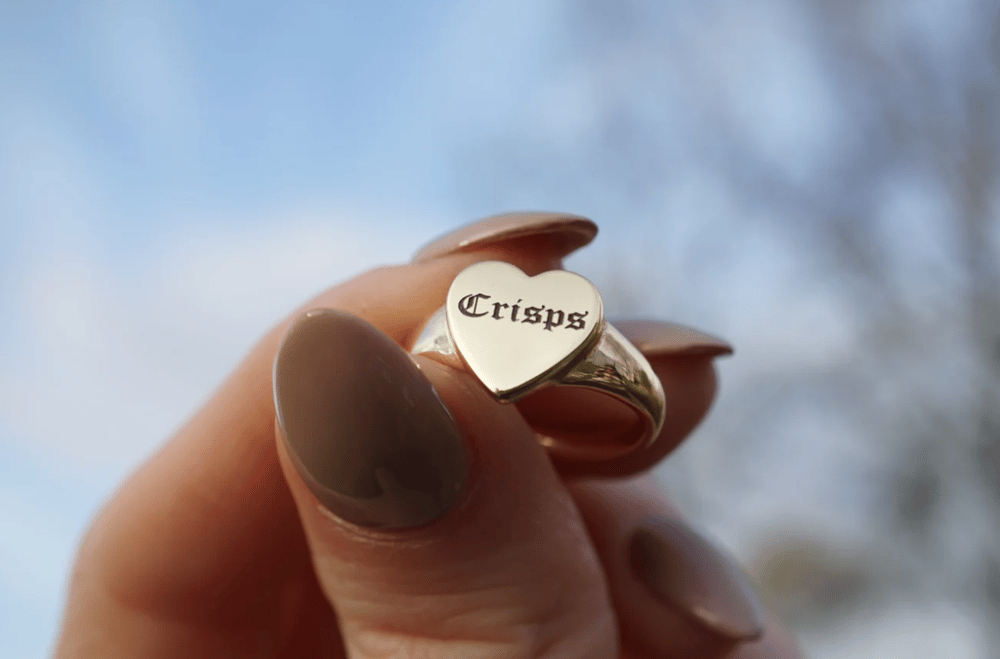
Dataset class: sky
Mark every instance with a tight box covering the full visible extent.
[0,0,990,657]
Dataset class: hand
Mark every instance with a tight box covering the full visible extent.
[54,214,803,658]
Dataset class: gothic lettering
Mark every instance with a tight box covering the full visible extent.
[543,309,564,331]
[458,293,490,317]
[566,311,588,330]
[455,293,590,331]
[522,305,545,324]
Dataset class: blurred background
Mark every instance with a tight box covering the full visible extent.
[1,0,998,656]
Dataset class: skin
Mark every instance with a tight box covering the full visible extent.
[53,237,804,658]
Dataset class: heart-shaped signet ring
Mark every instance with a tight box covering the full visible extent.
[412,261,665,462]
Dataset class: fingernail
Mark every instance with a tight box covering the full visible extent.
[274,309,468,529]
[412,211,598,263]
[629,516,765,641]
[615,320,733,358]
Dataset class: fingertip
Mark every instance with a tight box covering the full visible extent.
[412,211,598,264]
[615,319,733,358]
[571,479,769,659]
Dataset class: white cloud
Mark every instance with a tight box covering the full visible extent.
[1,201,444,477]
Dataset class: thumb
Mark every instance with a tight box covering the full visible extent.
[273,309,617,658]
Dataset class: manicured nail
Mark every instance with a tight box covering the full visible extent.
[274,309,468,529]
[615,320,733,358]
[412,211,598,263]
[629,516,765,641]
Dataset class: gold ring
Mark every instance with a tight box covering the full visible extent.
[411,261,665,461]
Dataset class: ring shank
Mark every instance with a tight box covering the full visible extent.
[411,308,665,461]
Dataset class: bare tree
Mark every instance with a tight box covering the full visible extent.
[459,0,1000,651]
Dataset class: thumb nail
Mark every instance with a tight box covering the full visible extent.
[273,309,468,529]
[629,515,766,641]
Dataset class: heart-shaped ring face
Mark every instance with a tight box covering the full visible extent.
[446,261,604,400]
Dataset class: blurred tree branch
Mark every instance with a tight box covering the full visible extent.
[460,0,1000,646]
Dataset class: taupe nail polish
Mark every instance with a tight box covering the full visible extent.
[615,320,734,358]
[274,309,468,529]
[412,211,598,263]
[629,516,765,641]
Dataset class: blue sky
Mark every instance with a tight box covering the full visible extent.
[1,0,989,656]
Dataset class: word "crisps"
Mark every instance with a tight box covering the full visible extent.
[457,293,589,332]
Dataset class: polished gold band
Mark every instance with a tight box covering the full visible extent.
[411,306,665,461]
